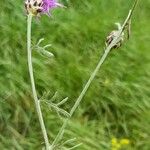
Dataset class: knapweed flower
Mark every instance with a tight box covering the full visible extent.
[25,0,63,16]
[105,23,124,49]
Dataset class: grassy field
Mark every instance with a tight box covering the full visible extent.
[0,0,150,149]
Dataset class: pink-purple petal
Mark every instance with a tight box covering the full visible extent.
[42,0,62,13]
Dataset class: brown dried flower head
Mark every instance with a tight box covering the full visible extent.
[105,23,124,49]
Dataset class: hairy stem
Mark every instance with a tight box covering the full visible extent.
[53,0,139,146]
[27,14,51,150]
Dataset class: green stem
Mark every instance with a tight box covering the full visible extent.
[27,14,51,150]
[52,43,111,147]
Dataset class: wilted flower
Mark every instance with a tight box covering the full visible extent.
[25,0,64,16]
[105,23,124,49]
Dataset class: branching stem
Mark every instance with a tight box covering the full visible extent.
[53,0,139,147]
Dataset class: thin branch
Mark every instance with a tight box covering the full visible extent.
[52,0,139,147]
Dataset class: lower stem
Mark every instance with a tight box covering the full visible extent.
[53,1,139,143]
[53,48,111,146]
[27,14,51,150]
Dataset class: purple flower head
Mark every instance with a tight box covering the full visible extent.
[25,0,63,16]
[42,0,62,13]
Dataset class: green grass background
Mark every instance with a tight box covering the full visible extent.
[0,0,150,149]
